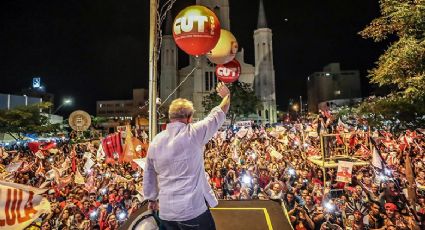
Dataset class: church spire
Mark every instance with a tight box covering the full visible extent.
[164,12,173,35]
[257,0,268,29]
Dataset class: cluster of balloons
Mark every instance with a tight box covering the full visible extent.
[173,5,241,83]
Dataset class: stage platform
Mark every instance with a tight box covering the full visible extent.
[121,200,293,230]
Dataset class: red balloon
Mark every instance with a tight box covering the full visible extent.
[215,59,241,83]
[173,5,221,56]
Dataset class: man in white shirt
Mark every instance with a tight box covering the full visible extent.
[143,82,230,229]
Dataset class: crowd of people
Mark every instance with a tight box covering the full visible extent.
[203,113,425,230]
[0,138,146,230]
[1,111,425,229]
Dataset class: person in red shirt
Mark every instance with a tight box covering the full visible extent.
[211,171,224,190]
[80,200,96,220]
[258,169,271,189]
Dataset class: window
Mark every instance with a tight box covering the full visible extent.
[265,110,269,120]
[258,110,262,117]
[204,71,217,91]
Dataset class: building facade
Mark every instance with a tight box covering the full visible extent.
[96,88,148,120]
[160,0,277,123]
[0,93,42,110]
[307,63,361,112]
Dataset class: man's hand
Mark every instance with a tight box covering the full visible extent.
[147,201,159,211]
[216,82,230,98]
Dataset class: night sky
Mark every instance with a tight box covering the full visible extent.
[0,0,388,116]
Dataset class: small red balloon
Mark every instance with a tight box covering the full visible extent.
[215,59,241,83]
[173,5,221,56]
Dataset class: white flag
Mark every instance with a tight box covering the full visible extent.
[371,146,383,169]
[96,144,105,160]
[84,158,95,173]
[133,158,146,170]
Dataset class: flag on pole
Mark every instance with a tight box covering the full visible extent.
[96,143,106,160]
[405,154,416,204]
[71,149,77,173]
[28,142,41,154]
[74,167,85,185]
[370,138,384,170]
[121,125,135,163]
[84,158,95,173]
[40,142,56,151]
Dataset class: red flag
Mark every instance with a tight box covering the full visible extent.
[71,150,77,173]
[349,133,357,148]
[115,132,123,157]
[102,135,114,160]
[41,142,56,151]
[28,142,41,154]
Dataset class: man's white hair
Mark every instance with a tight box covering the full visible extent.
[168,98,194,120]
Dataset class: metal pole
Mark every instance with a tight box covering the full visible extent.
[148,0,158,141]
[299,95,302,116]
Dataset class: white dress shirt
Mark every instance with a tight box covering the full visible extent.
[143,106,225,221]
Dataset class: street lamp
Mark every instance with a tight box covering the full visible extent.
[53,98,72,114]
[292,104,299,112]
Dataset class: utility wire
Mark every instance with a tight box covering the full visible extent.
[159,67,197,108]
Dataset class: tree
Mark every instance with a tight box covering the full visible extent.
[202,81,262,124]
[0,102,61,140]
[357,0,425,128]
[91,115,108,129]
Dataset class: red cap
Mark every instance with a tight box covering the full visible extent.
[385,203,398,211]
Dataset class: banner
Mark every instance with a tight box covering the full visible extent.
[0,181,50,230]
[336,161,353,183]
[132,159,146,170]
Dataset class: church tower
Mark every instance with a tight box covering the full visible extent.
[159,13,178,107]
[196,0,230,30]
[254,0,277,123]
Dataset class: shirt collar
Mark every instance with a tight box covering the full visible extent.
[166,121,187,129]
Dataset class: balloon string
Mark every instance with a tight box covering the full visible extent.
[158,67,197,109]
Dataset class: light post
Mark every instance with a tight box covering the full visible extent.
[299,95,303,116]
[292,104,299,112]
[148,0,158,141]
[53,98,72,114]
